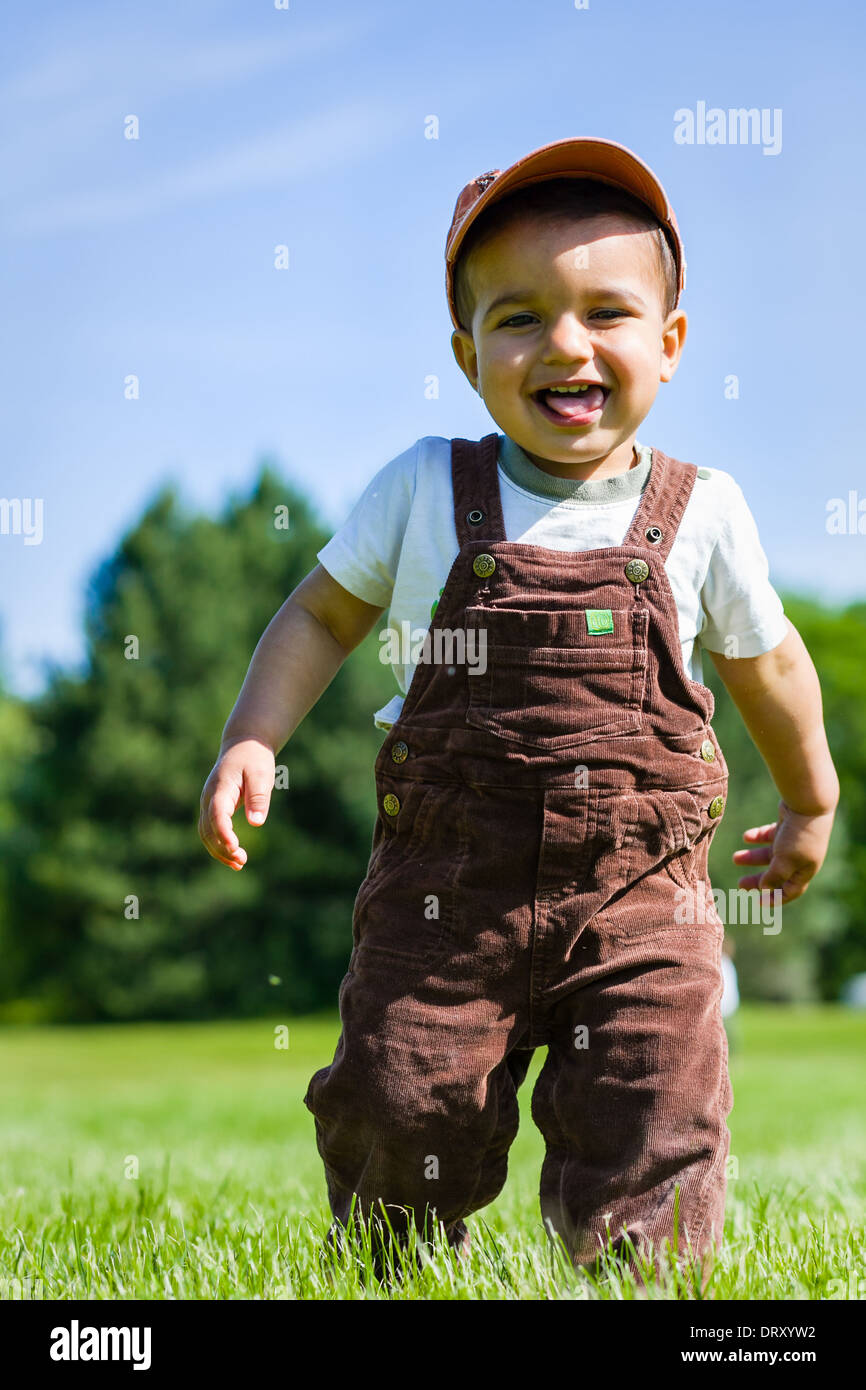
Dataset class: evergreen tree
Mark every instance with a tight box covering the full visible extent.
[1,464,394,1021]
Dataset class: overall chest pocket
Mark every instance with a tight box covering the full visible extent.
[464,605,648,750]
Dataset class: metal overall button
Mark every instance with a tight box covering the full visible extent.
[364,780,438,885]
[708,795,725,819]
[645,526,663,545]
[466,509,485,526]
[700,739,716,762]
[473,553,496,578]
[625,558,649,583]
[391,740,409,763]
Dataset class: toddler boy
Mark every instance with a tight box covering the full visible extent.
[199,137,838,1284]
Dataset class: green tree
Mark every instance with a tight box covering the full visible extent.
[704,593,862,1001]
[2,465,395,1021]
[0,671,42,1020]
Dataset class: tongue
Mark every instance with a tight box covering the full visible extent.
[542,387,605,419]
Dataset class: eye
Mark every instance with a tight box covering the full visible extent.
[591,309,628,321]
[499,312,537,327]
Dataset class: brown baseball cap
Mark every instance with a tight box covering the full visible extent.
[445,135,685,330]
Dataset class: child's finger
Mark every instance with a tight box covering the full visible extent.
[758,866,810,904]
[201,817,248,869]
[205,837,248,870]
[741,823,778,842]
[244,774,273,826]
[198,807,246,869]
[209,786,241,849]
[737,871,797,905]
[738,861,789,893]
[736,870,767,890]
[732,845,773,865]
[200,787,249,868]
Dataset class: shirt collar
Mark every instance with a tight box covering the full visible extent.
[498,433,653,503]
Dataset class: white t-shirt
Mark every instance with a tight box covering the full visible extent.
[316,434,788,730]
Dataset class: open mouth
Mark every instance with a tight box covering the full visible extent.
[532,383,610,425]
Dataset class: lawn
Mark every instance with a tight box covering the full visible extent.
[0,1006,863,1299]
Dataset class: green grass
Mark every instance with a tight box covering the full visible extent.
[0,1006,864,1299]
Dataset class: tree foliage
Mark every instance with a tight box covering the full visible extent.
[1,466,394,1021]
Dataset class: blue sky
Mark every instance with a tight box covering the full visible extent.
[2,0,865,696]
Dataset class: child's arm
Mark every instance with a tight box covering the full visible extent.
[707,619,840,904]
[198,564,385,870]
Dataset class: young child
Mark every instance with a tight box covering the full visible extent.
[198,137,839,1284]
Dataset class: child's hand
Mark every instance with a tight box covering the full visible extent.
[198,737,276,870]
[732,800,836,905]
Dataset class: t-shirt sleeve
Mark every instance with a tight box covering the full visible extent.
[315,438,421,608]
[698,474,789,658]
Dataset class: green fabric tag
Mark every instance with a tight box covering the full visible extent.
[585,609,614,634]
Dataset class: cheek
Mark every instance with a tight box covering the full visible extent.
[480,352,522,391]
[612,340,659,387]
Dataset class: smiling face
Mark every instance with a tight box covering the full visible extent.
[450,210,687,479]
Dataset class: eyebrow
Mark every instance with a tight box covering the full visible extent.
[481,284,650,320]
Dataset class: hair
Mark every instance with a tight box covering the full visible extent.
[452,177,679,332]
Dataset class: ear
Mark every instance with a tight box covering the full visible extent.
[659,309,687,384]
[451,328,479,391]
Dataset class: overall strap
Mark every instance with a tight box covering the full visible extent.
[621,447,697,562]
[451,433,506,547]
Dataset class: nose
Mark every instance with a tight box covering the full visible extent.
[540,311,594,364]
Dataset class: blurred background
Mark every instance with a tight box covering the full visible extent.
[1,0,865,1027]
[2,4,866,1302]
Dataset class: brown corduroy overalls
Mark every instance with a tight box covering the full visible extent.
[304,432,734,1275]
